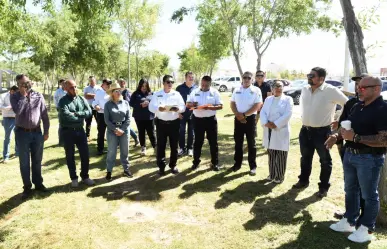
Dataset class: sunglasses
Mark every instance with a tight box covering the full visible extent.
[256,75,264,78]
[357,85,380,91]
[165,81,174,84]
[243,77,251,80]
[307,74,317,79]
[113,89,121,93]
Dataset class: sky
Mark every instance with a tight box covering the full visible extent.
[26,0,387,78]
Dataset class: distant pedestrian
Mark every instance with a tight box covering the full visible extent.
[83,76,100,141]
[54,79,67,146]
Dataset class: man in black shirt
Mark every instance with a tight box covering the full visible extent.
[328,77,387,243]
[253,70,272,102]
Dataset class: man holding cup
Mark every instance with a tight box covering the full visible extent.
[329,76,387,243]
[292,67,348,198]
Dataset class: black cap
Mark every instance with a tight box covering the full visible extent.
[102,79,112,85]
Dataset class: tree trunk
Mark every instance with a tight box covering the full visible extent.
[256,53,262,72]
[379,162,387,226]
[128,47,131,89]
[340,0,368,76]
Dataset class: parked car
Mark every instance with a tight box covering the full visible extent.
[266,79,292,87]
[283,80,308,105]
[212,76,241,92]
[326,80,343,89]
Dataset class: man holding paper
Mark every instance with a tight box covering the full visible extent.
[186,76,223,171]
[329,76,387,243]
[149,75,186,176]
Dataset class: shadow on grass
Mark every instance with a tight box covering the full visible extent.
[87,168,207,202]
[275,211,372,249]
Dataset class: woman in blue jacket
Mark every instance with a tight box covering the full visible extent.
[129,79,156,155]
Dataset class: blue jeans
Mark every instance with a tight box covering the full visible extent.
[343,151,384,231]
[106,131,130,172]
[57,109,64,146]
[14,128,44,189]
[63,128,90,180]
[2,117,18,159]
[130,127,138,141]
[179,114,194,151]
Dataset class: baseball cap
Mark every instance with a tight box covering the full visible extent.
[351,73,369,81]
[242,71,253,78]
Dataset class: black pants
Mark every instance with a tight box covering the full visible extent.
[85,109,97,138]
[234,115,257,170]
[63,128,90,180]
[96,112,107,153]
[192,115,219,166]
[156,118,180,170]
[135,119,156,148]
[299,126,332,191]
[179,113,194,151]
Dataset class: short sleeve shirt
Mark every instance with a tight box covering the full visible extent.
[346,96,387,150]
[254,81,271,102]
[187,88,223,117]
[83,85,101,105]
[230,85,262,115]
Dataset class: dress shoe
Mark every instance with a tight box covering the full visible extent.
[292,181,309,189]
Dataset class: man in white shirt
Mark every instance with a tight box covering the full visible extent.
[293,67,348,198]
[92,79,111,155]
[54,79,67,146]
[186,76,223,171]
[0,85,19,163]
[84,76,101,141]
[149,75,186,175]
[230,71,263,175]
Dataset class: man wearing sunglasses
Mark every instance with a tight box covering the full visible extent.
[230,71,263,176]
[10,74,50,200]
[92,79,112,155]
[293,67,348,198]
[329,76,387,243]
[253,70,272,102]
[58,80,95,188]
[149,75,186,176]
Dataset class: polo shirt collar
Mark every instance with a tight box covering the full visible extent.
[307,82,327,92]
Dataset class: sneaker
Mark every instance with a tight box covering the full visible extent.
[316,189,328,198]
[191,164,199,170]
[141,147,146,155]
[232,165,241,172]
[71,179,79,188]
[81,178,95,186]
[212,165,220,172]
[123,170,133,178]
[292,181,309,189]
[178,149,185,157]
[134,139,140,147]
[348,225,374,243]
[35,184,49,192]
[21,188,33,200]
[273,179,283,184]
[266,176,273,181]
[171,168,179,175]
[330,218,356,233]
[249,168,257,176]
[106,172,112,181]
[188,149,193,157]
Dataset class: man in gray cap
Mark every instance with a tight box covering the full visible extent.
[230,71,263,175]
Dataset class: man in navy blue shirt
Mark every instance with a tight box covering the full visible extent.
[176,72,197,157]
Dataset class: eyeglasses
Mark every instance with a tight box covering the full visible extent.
[307,74,316,79]
[357,85,380,91]
[68,86,77,89]
[243,77,251,80]
[165,81,174,84]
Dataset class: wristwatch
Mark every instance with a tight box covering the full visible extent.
[353,134,361,143]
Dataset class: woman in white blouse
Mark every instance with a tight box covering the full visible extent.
[260,81,293,183]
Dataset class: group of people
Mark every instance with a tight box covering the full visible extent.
[0,66,385,244]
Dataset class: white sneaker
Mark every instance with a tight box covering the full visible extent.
[71,179,79,188]
[188,149,193,157]
[348,225,374,243]
[81,178,95,186]
[266,176,273,181]
[330,218,356,233]
[141,147,146,155]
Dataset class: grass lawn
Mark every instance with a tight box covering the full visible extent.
[0,92,386,249]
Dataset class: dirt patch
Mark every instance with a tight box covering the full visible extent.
[113,203,158,223]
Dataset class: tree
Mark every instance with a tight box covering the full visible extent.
[247,0,336,71]
[340,0,386,226]
[117,0,160,87]
[178,44,210,82]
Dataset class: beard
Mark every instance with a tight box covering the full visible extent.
[308,80,315,85]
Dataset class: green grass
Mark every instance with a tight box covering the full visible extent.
[0,92,386,249]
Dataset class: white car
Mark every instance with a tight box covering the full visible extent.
[212,76,241,92]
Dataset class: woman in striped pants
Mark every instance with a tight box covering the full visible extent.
[260,81,293,183]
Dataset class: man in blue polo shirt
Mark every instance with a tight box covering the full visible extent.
[176,71,197,157]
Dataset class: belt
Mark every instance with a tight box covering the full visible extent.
[114,122,122,126]
[62,127,84,131]
[4,117,15,119]
[193,115,215,120]
[157,119,179,124]
[17,126,40,132]
[347,147,386,155]
[303,125,330,130]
